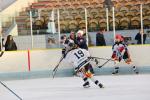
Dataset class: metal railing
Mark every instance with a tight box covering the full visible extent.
[0,3,150,50]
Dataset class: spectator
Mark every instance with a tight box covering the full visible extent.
[96,28,106,46]
[69,31,76,42]
[5,35,17,51]
[82,28,93,46]
[47,37,57,48]
[76,30,88,50]
[135,29,147,44]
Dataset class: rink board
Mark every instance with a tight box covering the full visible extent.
[0,45,150,80]
[0,66,150,81]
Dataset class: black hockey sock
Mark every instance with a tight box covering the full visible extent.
[89,77,104,88]
[83,77,88,82]
[95,80,103,88]
[83,77,89,85]
[115,67,119,70]
[95,80,99,85]
[83,77,90,88]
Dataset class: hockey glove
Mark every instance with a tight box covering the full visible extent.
[62,48,66,58]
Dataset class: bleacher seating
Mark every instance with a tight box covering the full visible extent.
[2,0,150,35]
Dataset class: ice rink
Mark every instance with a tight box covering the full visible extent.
[0,74,150,100]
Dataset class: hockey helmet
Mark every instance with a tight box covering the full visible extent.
[67,39,75,48]
[115,34,123,41]
[77,30,84,36]
[63,39,75,50]
[60,35,67,44]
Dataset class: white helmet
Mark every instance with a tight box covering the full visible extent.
[77,30,84,36]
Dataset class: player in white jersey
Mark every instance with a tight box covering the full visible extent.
[64,40,104,88]
[111,34,139,74]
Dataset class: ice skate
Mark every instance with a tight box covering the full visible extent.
[98,83,104,88]
[112,67,119,75]
[132,66,139,74]
[112,70,119,75]
[135,71,139,74]
[83,82,90,88]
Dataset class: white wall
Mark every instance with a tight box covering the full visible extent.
[0,45,150,73]
[0,0,16,11]
[1,0,37,22]
[0,51,28,72]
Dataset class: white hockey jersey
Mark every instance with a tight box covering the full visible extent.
[64,48,90,71]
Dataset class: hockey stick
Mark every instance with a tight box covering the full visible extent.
[0,51,4,57]
[98,58,112,68]
[0,46,5,57]
[52,56,64,78]
[89,57,113,68]
[89,56,114,61]
[0,81,22,100]
[0,38,5,57]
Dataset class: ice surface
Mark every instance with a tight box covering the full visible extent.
[0,74,150,100]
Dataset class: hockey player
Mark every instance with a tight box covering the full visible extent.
[76,30,95,74]
[111,34,139,74]
[64,40,104,88]
[60,31,94,74]
[60,35,71,58]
